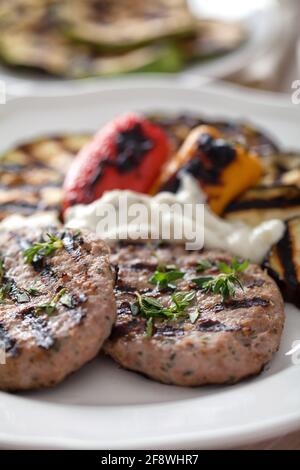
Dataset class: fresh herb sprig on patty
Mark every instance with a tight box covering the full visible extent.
[131,290,196,337]
[193,258,249,301]
[23,233,64,264]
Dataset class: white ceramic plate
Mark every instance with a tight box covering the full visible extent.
[1,0,283,97]
[0,80,300,449]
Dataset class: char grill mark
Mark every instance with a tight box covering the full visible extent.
[276,225,298,287]
[118,301,132,316]
[21,309,55,350]
[66,307,87,326]
[109,318,143,341]
[154,324,184,337]
[197,319,241,332]
[0,322,18,356]
[61,231,84,257]
[123,261,158,271]
[115,280,154,294]
[212,297,270,312]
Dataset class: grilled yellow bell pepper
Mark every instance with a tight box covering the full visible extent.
[153,125,263,215]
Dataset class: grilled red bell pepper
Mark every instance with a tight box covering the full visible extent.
[63,113,170,211]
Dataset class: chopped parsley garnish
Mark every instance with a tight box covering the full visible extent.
[149,264,184,290]
[59,292,74,309]
[192,258,249,301]
[25,286,40,296]
[0,280,41,305]
[23,233,64,264]
[131,290,196,337]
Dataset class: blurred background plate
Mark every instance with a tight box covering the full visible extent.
[0,0,286,97]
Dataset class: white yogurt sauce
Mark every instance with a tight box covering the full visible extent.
[65,174,285,264]
[0,212,61,231]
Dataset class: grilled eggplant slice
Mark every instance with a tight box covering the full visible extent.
[150,114,280,157]
[224,185,300,226]
[263,216,300,308]
[59,0,195,51]
[260,151,300,187]
[0,134,91,220]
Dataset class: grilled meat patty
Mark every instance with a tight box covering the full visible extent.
[0,227,116,391]
[105,243,285,386]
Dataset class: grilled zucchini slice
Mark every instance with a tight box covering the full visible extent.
[0,134,91,220]
[224,185,300,226]
[59,0,195,51]
[263,216,300,308]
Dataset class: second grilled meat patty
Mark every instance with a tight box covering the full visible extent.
[0,227,116,391]
[105,243,285,386]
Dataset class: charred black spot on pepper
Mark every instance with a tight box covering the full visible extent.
[115,123,154,173]
[159,133,236,193]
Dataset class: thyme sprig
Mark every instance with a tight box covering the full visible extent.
[149,264,184,290]
[192,258,249,301]
[23,233,64,264]
[34,288,69,315]
[131,290,196,337]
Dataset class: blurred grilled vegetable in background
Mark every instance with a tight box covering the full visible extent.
[0,0,247,78]
[181,19,247,62]
[63,114,170,211]
[224,185,300,226]
[59,0,195,51]
[153,125,262,214]
[263,216,300,308]
[0,134,91,220]
[0,33,183,77]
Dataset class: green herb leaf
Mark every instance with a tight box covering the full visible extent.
[23,233,64,264]
[189,308,200,324]
[60,292,74,308]
[149,265,184,290]
[192,258,249,301]
[196,259,213,272]
[146,318,154,338]
[25,287,40,296]
[171,290,196,312]
[0,256,5,284]
[130,288,197,337]
[0,283,12,304]
[34,288,69,315]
